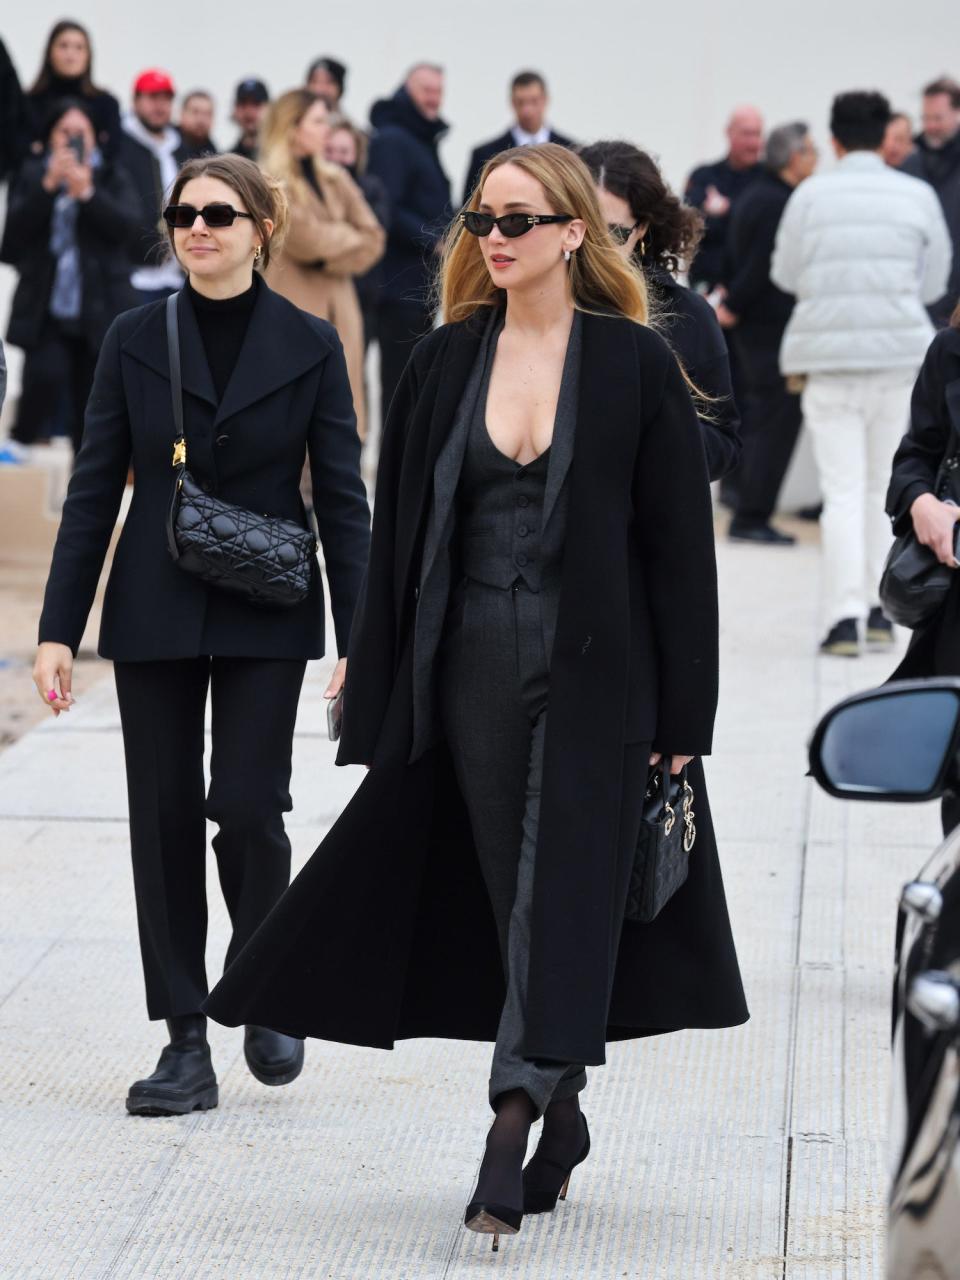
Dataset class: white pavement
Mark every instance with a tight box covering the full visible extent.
[0,528,942,1279]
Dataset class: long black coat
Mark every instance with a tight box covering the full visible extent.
[203,308,748,1064]
[38,278,371,662]
[1,156,139,352]
[888,326,960,681]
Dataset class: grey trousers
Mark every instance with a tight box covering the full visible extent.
[439,576,587,1117]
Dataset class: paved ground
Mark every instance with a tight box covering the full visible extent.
[0,520,942,1279]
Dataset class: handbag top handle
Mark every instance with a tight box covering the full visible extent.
[166,292,186,468]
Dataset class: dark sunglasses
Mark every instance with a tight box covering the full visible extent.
[459,211,573,239]
[607,221,642,245]
[163,203,254,229]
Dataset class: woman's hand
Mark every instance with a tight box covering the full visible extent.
[911,492,960,567]
[42,144,73,193]
[33,643,75,716]
[649,752,695,775]
[324,657,347,699]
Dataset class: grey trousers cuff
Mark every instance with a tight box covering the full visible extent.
[488,1063,587,1120]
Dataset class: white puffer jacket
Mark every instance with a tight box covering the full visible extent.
[771,151,952,374]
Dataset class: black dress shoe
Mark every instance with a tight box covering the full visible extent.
[728,519,796,545]
[866,605,895,648]
[126,1014,218,1116]
[522,1113,591,1214]
[243,1025,305,1086]
[820,617,860,657]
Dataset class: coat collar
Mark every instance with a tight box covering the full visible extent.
[121,277,334,425]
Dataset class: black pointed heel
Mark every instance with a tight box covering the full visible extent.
[464,1201,523,1252]
[522,1113,591,1214]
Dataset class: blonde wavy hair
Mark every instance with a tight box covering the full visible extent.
[259,88,342,200]
[440,142,651,326]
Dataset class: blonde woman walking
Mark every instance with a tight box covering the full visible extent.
[205,144,746,1247]
[260,89,384,439]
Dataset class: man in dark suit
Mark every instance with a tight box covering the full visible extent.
[462,71,575,206]
[718,122,818,545]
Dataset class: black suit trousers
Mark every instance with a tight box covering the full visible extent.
[732,328,803,523]
[114,655,307,1020]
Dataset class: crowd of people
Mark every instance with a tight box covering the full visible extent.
[5,18,960,1259]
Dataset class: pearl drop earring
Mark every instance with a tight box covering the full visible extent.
[564,249,571,262]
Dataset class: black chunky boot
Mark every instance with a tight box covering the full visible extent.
[243,1025,304,1086]
[126,1014,218,1116]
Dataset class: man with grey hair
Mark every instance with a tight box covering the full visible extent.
[368,64,453,423]
[720,122,818,544]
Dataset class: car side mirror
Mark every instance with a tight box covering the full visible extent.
[808,679,960,802]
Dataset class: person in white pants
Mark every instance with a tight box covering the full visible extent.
[772,89,952,656]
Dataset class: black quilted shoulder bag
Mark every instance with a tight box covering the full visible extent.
[624,758,697,924]
[164,293,317,608]
[879,452,960,629]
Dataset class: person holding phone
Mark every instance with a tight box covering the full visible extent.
[0,98,137,455]
[203,143,746,1250]
[31,153,370,1116]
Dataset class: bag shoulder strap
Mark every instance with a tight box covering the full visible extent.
[166,292,185,460]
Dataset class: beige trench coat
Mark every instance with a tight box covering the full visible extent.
[266,161,385,439]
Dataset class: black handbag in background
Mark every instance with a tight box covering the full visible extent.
[880,454,960,630]
[164,293,317,609]
[624,758,697,924]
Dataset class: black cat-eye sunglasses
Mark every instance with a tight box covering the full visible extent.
[459,211,574,238]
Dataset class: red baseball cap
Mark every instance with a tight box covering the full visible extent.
[134,69,175,97]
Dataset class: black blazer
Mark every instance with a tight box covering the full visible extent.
[462,129,576,206]
[886,326,960,536]
[0,156,139,351]
[38,279,371,662]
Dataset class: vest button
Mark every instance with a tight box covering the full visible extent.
[515,553,528,567]
[517,525,529,537]
[517,494,529,507]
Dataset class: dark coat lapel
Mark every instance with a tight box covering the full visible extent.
[120,280,332,424]
[391,313,487,621]
[541,309,582,532]
[213,282,330,427]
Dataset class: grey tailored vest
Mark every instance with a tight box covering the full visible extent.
[410,307,582,762]
[457,361,552,592]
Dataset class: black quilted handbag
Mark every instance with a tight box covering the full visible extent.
[879,453,960,629]
[164,293,317,608]
[624,759,697,924]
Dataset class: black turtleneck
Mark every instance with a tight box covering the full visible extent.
[186,276,258,401]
